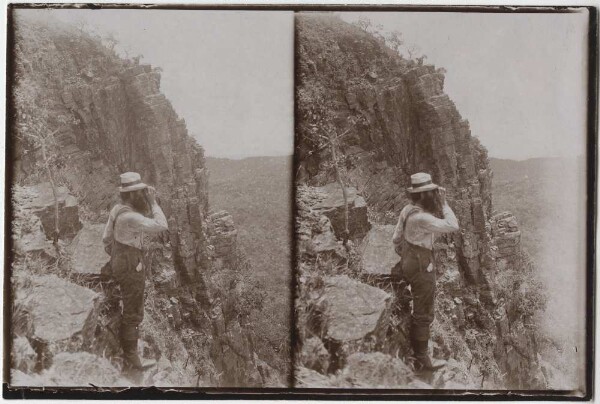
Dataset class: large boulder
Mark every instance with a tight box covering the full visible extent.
[16,275,101,368]
[13,214,56,260]
[313,183,371,240]
[309,275,392,369]
[68,223,110,277]
[18,183,82,239]
[360,225,399,277]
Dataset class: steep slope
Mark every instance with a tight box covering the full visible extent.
[295,14,569,390]
[9,15,282,387]
[206,156,292,377]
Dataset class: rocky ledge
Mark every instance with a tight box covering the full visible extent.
[295,176,551,389]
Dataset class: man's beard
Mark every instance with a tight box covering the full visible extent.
[130,192,151,216]
[421,191,443,218]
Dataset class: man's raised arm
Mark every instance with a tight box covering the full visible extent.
[125,202,168,233]
[417,203,459,233]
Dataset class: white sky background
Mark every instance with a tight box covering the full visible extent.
[22,9,294,159]
[17,9,588,160]
[340,11,589,160]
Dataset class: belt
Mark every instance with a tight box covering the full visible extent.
[405,241,433,272]
[113,240,143,254]
[405,241,432,255]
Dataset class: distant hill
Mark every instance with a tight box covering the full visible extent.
[489,156,584,259]
[490,156,583,183]
[206,155,292,373]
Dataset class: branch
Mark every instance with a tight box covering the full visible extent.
[328,133,351,250]
[315,129,352,152]
[39,140,60,247]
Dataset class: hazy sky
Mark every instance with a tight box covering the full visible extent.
[341,11,589,160]
[25,9,294,158]
[19,9,588,160]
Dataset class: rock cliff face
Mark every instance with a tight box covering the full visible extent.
[295,15,553,390]
[10,15,280,387]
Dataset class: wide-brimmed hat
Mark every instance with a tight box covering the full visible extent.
[407,172,439,193]
[119,172,148,193]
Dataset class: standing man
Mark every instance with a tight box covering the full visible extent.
[102,172,168,382]
[392,172,459,372]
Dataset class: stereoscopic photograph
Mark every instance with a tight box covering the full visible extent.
[293,10,589,394]
[3,4,595,399]
[6,8,293,388]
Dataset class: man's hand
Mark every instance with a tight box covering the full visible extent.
[145,186,157,206]
[438,186,447,205]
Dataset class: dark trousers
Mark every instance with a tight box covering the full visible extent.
[111,241,145,342]
[399,243,435,342]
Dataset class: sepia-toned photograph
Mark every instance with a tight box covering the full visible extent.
[6,7,293,388]
[2,3,596,400]
[294,10,590,395]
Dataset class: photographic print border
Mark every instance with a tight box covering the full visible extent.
[3,2,598,400]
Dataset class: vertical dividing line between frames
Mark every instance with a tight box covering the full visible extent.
[584,6,598,400]
[3,5,17,388]
[289,9,299,390]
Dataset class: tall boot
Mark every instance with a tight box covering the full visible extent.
[120,325,155,384]
[122,339,143,369]
[412,339,445,372]
[121,338,144,384]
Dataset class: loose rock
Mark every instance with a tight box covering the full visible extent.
[14,215,56,260]
[337,352,413,388]
[313,183,371,240]
[311,216,340,254]
[16,275,101,367]
[40,352,128,387]
[361,225,399,276]
[18,183,82,240]
[10,369,43,387]
[11,336,37,373]
[311,275,391,359]
[295,366,336,388]
[301,336,330,373]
